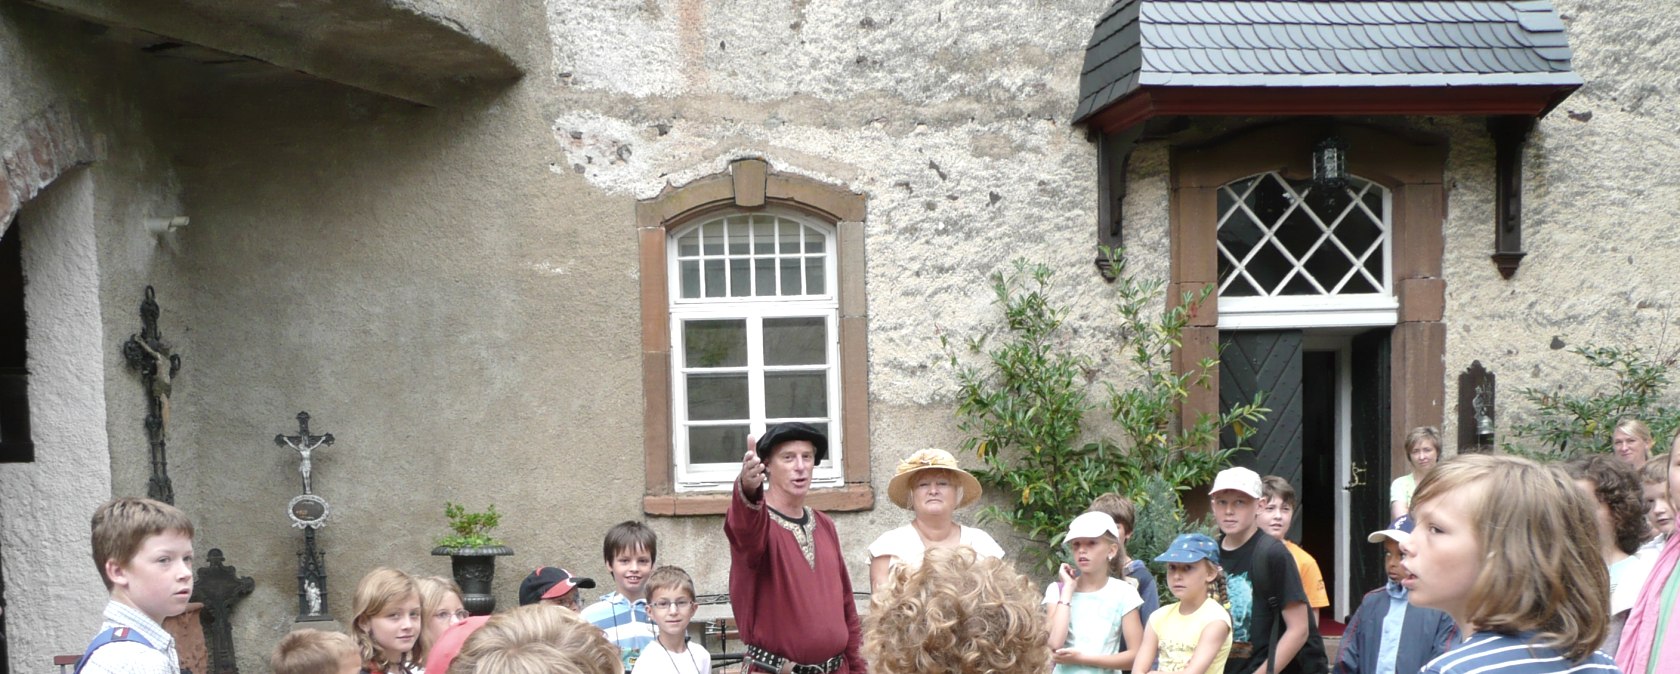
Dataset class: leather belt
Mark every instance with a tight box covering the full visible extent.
[744,644,843,674]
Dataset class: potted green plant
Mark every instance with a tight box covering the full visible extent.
[430,502,513,615]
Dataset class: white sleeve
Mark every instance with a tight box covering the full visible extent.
[962,526,1007,559]
[1043,581,1062,606]
[1110,576,1145,616]
[865,525,917,565]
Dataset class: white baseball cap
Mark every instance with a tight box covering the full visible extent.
[1063,511,1120,546]
[1209,466,1264,499]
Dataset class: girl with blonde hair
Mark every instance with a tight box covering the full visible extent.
[1130,533,1232,674]
[350,568,424,673]
[1618,444,1680,673]
[416,575,467,664]
[1400,454,1616,672]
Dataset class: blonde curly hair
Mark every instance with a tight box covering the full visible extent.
[865,546,1050,674]
[447,604,619,674]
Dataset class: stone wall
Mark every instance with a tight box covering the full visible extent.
[1437,0,1680,454]
[0,5,198,671]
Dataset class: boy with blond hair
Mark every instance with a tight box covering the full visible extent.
[271,629,361,674]
[77,497,196,674]
[632,566,710,674]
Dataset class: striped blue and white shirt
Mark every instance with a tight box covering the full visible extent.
[581,591,657,672]
[80,600,179,674]
[1422,631,1621,674]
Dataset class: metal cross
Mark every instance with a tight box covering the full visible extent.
[275,412,333,495]
[121,286,182,504]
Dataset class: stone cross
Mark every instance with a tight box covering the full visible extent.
[275,412,333,495]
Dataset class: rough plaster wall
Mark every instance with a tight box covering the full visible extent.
[537,0,1173,591]
[0,7,201,670]
[0,171,114,670]
[166,77,649,672]
[1439,0,1680,453]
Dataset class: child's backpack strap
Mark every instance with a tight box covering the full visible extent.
[74,626,154,674]
[1252,535,1281,674]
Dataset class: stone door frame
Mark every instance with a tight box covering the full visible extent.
[1169,121,1447,481]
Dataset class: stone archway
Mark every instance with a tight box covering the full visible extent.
[0,102,112,673]
[1,105,103,230]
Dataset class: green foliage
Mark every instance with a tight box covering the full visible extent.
[946,251,1267,574]
[437,502,503,548]
[1128,474,1218,605]
[1506,343,1680,460]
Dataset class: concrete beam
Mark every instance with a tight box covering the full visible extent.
[23,0,522,106]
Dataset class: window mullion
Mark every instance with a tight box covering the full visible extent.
[747,313,767,437]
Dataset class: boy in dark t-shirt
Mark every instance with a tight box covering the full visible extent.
[1210,467,1327,674]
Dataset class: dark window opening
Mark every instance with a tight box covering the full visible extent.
[0,218,31,463]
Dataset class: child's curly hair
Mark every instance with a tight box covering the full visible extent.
[864,546,1049,674]
[1563,454,1651,555]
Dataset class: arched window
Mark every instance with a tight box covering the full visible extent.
[1216,172,1396,328]
[667,211,841,491]
[637,158,871,514]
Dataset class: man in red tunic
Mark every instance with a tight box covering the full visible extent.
[726,422,866,674]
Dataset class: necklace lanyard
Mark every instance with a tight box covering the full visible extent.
[662,640,702,674]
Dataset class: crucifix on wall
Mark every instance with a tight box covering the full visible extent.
[121,286,182,504]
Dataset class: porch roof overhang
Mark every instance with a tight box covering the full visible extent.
[1074,0,1583,133]
[22,0,523,107]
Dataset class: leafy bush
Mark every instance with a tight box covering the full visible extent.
[437,502,503,549]
[1128,474,1218,604]
[947,251,1266,574]
[1506,343,1680,460]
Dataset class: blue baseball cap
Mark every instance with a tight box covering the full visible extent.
[1153,533,1220,566]
[1367,515,1415,544]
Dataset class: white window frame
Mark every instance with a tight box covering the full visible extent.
[1217,172,1398,329]
[667,211,842,492]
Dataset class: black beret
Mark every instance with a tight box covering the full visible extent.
[755,422,828,464]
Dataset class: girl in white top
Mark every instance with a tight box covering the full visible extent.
[867,449,1004,594]
[1045,511,1145,674]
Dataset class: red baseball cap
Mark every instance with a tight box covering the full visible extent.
[518,566,596,606]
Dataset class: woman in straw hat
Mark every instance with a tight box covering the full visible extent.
[865,448,1004,595]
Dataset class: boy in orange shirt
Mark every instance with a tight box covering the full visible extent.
[1260,476,1329,612]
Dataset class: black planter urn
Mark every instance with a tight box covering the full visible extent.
[432,545,513,616]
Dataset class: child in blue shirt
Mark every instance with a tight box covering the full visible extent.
[1334,515,1454,674]
[580,521,659,672]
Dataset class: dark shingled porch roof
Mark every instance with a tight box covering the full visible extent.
[1074,0,1583,126]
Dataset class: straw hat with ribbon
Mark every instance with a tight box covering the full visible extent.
[887,448,983,510]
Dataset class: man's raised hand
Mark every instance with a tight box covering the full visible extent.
[739,436,767,492]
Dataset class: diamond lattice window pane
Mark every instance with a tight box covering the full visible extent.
[1216,171,1390,300]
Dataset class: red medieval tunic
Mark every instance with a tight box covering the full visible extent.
[726,479,866,673]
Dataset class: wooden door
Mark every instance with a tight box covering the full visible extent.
[1219,329,1304,491]
[1348,328,1393,596]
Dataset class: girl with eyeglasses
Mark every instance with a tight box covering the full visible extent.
[415,575,467,665]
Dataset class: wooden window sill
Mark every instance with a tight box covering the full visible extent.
[643,484,875,517]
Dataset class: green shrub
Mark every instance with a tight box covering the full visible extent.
[1506,343,1680,461]
[948,251,1265,574]
[437,502,503,549]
